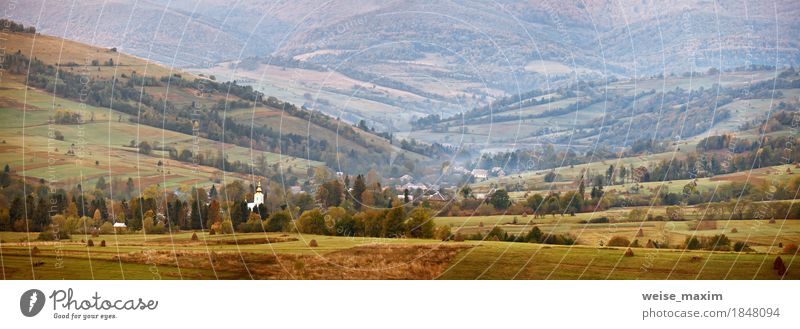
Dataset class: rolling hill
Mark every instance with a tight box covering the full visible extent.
[0,28,431,190]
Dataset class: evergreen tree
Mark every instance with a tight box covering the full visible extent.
[352,174,367,210]
[9,196,23,222]
[0,164,10,187]
[95,176,108,191]
[256,204,268,220]
[209,185,218,200]
[126,177,135,198]
[190,201,203,230]
[32,197,51,231]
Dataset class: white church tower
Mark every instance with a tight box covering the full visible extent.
[248,181,265,210]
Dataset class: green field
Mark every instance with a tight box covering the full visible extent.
[0,81,321,190]
[1,228,795,280]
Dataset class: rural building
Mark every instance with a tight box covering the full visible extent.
[471,169,488,180]
[426,191,450,203]
[113,222,127,232]
[397,194,414,201]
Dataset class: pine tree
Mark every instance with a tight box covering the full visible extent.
[8,196,24,229]
[352,175,367,210]
[209,185,218,200]
[126,177,134,197]
[32,197,51,231]
[190,201,202,230]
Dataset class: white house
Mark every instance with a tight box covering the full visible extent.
[397,194,414,201]
[113,222,127,232]
[247,181,265,211]
[403,182,428,191]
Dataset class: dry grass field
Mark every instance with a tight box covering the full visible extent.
[0,229,796,280]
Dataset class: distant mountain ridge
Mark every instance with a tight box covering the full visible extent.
[8,0,799,142]
[9,0,798,75]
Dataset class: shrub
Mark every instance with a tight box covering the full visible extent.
[666,206,683,221]
[628,208,647,222]
[297,209,328,235]
[405,208,434,238]
[209,228,216,235]
[434,225,452,241]
[31,246,40,255]
[99,222,114,234]
[783,243,798,254]
[773,256,784,270]
[37,226,70,241]
[541,233,576,245]
[705,234,731,251]
[476,203,496,216]
[87,239,94,247]
[266,211,291,232]
[730,227,738,233]
[220,220,234,234]
[238,213,265,233]
[624,248,634,257]
[607,236,631,247]
[143,217,155,233]
[210,222,221,233]
[733,241,751,252]
[333,215,358,237]
[309,239,318,247]
[191,232,198,241]
[100,240,106,247]
[525,226,543,243]
[685,236,701,250]
[485,226,507,241]
[774,256,787,276]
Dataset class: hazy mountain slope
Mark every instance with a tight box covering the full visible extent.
[7,0,799,141]
[2,29,428,177]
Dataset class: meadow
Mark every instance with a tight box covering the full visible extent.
[0,81,319,191]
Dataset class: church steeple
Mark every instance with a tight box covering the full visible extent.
[249,180,264,211]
